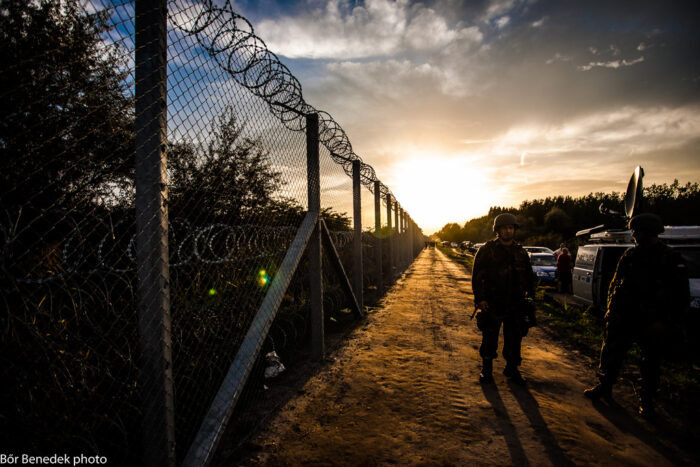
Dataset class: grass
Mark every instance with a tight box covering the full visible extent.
[534,289,604,359]
[436,244,474,271]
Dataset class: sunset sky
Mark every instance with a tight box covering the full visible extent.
[232,0,700,233]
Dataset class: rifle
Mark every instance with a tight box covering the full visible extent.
[470,302,484,320]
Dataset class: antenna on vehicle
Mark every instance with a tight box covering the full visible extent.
[623,165,644,220]
[576,166,644,237]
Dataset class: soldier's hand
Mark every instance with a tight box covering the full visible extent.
[477,301,489,311]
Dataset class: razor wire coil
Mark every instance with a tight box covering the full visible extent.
[168,0,399,209]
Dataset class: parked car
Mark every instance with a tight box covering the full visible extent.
[470,242,486,253]
[529,253,558,285]
[523,246,555,254]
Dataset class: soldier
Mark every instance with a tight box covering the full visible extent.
[584,213,690,418]
[472,213,536,385]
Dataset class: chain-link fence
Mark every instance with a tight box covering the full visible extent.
[1,1,425,465]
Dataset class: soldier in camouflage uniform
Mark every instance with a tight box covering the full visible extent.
[584,213,690,418]
[472,213,536,385]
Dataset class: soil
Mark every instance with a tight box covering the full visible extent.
[223,247,700,466]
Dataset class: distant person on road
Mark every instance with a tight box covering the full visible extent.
[556,247,573,294]
[584,214,690,419]
[553,243,566,256]
[472,213,537,385]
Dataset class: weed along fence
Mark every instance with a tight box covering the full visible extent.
[1,1,425,465]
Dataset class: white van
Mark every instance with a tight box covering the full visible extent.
[573,226,700,312]
[572,231,633,308]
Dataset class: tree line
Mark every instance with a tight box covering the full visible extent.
[436,182,700,250]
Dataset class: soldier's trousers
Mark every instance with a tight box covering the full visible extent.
[479,314,523,366]
[598,321,662,398]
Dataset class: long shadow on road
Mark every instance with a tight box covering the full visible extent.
[508,382,575,467]
[481,383,530,466]
[592,398,699,465]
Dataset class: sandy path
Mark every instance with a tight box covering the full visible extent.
[237,248,698,465]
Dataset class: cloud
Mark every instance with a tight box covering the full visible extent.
[482,105,700,206]
[578,56,645,71]
[492,106,700,158]
[255,0,483,59]
[495,15,510,29]
[531,17,547,28]
[483,0,516,22]
[545,52,572,64]
[241,0,700,225]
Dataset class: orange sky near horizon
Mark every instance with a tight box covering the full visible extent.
[238,0,700,234]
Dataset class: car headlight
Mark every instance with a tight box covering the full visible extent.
[691,297,700,309]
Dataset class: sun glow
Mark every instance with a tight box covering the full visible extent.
[389,155,494,234]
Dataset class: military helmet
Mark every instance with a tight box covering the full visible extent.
[628,213,664,235]
[493,213,519,232]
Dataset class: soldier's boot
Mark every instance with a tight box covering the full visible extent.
[479,359,494,384]
[583,383,612,400]
[503,365,526,385]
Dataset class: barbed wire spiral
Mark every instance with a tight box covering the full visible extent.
[169,0,399,210]
[0,208,368,284]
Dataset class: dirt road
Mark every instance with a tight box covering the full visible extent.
[235,248,698,465]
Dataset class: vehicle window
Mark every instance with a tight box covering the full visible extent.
[575,247,597,268]
[531,255,556,266]
[673,247,700,278]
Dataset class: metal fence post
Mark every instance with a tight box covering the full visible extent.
[374,181,383,295]
[408,218,413,259]
[397,208,403,268]
[406,217,410,261]
[394,204,399,272]
[411,219,416,259]
[413,220,417,258]
[403,211,411,268]
[352,161,363,311]
[385,195,393,280]
[307,113,323,360]
[134,1,175,465]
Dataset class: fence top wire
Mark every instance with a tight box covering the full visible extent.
[168,0,406,217]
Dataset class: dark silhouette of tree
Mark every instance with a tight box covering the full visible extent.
[544,207,573,237]
[321,207,351,231]
[168,108,284,224]
[0,0,133,210]
[438,183,700,248]
[436,223,461,242]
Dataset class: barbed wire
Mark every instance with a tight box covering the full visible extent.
[168,0,400,209]
[0,207,371,284]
